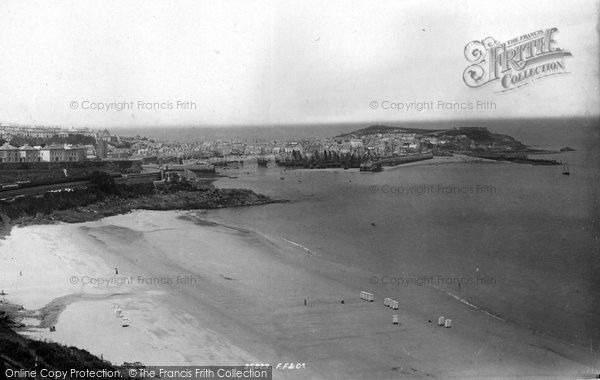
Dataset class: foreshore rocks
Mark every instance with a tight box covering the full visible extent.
[0,188,286,234]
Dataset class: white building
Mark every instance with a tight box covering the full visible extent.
[38,144,87,162]
[39,144,66,162]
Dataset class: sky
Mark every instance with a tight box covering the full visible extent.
[0,0,598,129]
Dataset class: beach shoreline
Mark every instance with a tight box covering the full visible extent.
[1,208,598,378]
[0,186,286,240]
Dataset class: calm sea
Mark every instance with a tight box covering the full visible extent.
[114,117,598,146]
[190,117,600,351]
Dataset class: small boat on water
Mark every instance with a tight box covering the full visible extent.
[359,162,382,172]
[562,162,570,175]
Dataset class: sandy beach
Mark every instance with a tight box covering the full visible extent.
[0,0,598,376]
[1,208,598,379]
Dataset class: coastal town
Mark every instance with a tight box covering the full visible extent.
[0,122,566,192]
[0,123,532,165]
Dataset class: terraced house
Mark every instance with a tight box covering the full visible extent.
[19,144,40,162]
[39,144,86,162]
[0,143,19,162]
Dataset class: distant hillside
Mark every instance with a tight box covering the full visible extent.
[435,127,526,147]
[335,124,443,138]
[335,124,527,149]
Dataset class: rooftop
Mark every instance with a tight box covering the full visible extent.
[0,142,18,150]
[19,144,37,151]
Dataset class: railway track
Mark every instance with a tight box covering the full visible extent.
[0,180,91,200]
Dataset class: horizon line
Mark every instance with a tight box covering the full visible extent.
[1,115,598,131]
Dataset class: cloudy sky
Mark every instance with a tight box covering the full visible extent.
[0,0,598,128]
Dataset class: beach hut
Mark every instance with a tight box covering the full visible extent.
[438,316,445,326]
[444,319,452,328]
[360,291,374,302]
[121,317,130,327]
[392,315,399,325]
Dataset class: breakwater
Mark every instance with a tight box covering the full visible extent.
[360,151,434,171]
[469,152,560,165]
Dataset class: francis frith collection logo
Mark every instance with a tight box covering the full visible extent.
[463,28,572,91]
